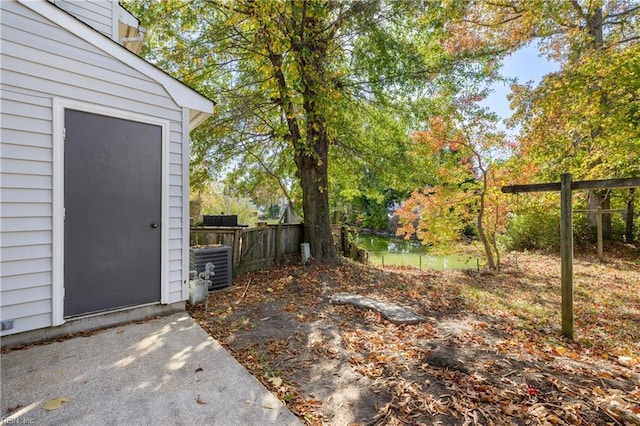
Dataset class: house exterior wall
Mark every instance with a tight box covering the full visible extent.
[50,0,114,39]
[0,1,188,337]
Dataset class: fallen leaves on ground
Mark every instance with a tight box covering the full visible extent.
[189,248,640,425]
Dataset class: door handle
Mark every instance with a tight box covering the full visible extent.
[150,223,159,229]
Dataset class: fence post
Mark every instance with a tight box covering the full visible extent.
[340,226,347,256]
[560,173,574,340]
[232,228,242,270]
[275,223,282,264]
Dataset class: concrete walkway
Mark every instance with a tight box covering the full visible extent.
[1,313,301,425]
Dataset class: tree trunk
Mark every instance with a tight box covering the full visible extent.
[477,199,496,269]
[477,171,496,270]
[296,148,337,262]
[602,194,612,241]
[587,7,604,49]
[584,8,613,241]
[627,188,635,243]
[490,235,500,270]
[290,6,338,263]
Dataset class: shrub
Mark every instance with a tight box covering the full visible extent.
[504,209,561,251]
[505,205,634,251]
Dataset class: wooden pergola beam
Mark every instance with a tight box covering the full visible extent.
[502,177,640,194]
[573,177,640,191]
[501,182,561,193]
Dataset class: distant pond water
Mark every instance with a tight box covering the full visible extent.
[356,235,479,271]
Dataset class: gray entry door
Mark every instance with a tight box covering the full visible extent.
[64,109,162,317]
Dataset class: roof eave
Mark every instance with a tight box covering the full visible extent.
[189,110,211,132]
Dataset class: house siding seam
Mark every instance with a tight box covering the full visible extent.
[51,0,113,39]
[0,1,187,337]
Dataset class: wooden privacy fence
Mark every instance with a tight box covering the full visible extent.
[190,223,304,274]
[334,225,369,263]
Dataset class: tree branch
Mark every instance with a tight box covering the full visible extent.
[604,5,640,18]
[238,139,293,204]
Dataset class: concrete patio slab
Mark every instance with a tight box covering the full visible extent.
[1,313,301,425]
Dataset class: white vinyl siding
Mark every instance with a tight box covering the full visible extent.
[51,0,113,38]
[0,1,187,336]
[1,272,52,292]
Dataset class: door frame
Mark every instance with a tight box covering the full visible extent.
[52,98,170,326]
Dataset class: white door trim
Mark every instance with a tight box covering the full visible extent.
[52,98,170,325]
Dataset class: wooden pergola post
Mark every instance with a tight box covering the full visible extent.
[560,173,574,339]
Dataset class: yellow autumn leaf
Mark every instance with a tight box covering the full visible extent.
[42,397,70,411]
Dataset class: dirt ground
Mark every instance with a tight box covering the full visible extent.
[189,251,640,425]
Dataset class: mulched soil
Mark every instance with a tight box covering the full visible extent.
[188,252,640,425]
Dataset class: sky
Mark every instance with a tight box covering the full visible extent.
[482,44,561,132]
